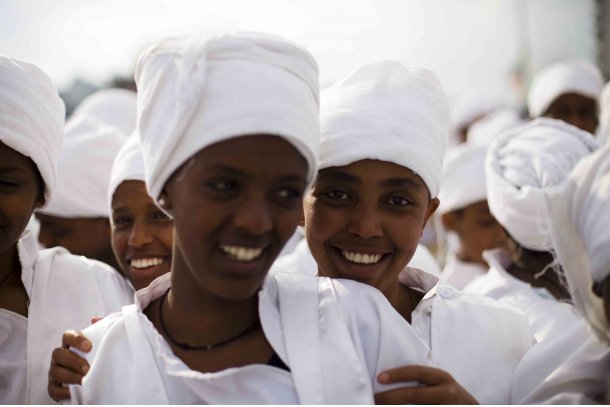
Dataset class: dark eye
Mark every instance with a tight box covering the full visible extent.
[325,190,350,201]
[0,178,19,188]
[205,179,238,192]
[151,210,171,222]
[112,215,132,227]
[386,196,410,207]
[275,188,301,201]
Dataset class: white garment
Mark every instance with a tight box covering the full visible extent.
[73,88,137,134]
[486,118,598,251]
[136,32,321,201]
[528,58,604,118]
[439,253,487,290]
[546,144,610,342]
[0,56,65,205]
[598,81,610,143]
[0,309,27,404]
[272,243,534,403]
[70,272,431,404]
[437,144,487,215]
[39,115,128,219]
[107,131,146,211]
[319,61,449,198]
[3,229,134,404]
[463,249,610,403]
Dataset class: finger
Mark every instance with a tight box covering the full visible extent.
[61,330,92,352]
[378,364,451,385]
[48,364,84,386]
[48,382,71,402]
[51,347,90,375]
[91,317,102,324]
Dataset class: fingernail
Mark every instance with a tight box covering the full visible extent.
[82,365,89,374]
[378,373,389,383]
[81,341,91,351]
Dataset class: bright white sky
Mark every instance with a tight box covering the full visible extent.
[0,0,596,105]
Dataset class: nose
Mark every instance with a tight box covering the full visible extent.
[233,192,273,235]
[346,201,383,240]
[128,221,155,248]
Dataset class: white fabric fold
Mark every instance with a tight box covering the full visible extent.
[486,118,598,251]
[73,88,137,134]
[108,131,146,211]
[528,58,604,118]
[40,115,128,218]
[319,61,449,198]
[598,82,610,143]
[546,144,610,342]
[438,144,487,214]
[467,107,524,147]
[135,32,320,201]
[0,56,65,205]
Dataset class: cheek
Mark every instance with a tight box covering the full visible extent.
[155,224,174,252]
[111,230,129,265]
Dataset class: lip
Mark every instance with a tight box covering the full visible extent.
[329,244,392,281]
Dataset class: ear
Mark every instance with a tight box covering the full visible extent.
[297,205,305,228]
[423,197,440,227]
[441,211,458,232]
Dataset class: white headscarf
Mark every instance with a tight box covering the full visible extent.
[319,61,449,198]
[438,144,487,215]
[108,131,146,211]
[39,116,127,218]
[546,144,610,342]
[135,31,320,201]
[0,56,65,205]
[448,92,501,147]
[73,88,137,134]
[597,81,610,144]
[486,118,599,251]
[467,107,524,147]
[527,58,604,118]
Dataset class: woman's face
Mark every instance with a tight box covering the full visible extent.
[543,93,598,134]
[0,142,43,256]
[163,135,308,301]
[304,159,439,293]
[111,180,173,290]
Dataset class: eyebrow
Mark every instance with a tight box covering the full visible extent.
[380,178,424,190]
[0,166,27,174]
[204,164,306,183]
[317,171,424,190]
[316,171,360,184]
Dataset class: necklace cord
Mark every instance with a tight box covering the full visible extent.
[157,288,260,351]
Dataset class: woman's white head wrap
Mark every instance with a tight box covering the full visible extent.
[438,144,487,215]
[73,88,137,134]
[486,118,599,251]
[467,107,524,147]
[39,115,128,218]
[0,56,65,206]
[108,131,146,211]
[135,31,320,201]
[319,61,449,198]
[546,144,610,342]
[527,58,604,118]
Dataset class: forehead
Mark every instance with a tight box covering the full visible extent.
[549,93,597,109]
[317,159,429,191]
[0,141,39,176]
[112,180,151,208]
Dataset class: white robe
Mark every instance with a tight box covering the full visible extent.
[0,229,134,404]
[439,253,487,290]
[272,243,535,403]
[463,249,610,403]
[69,272,432,404]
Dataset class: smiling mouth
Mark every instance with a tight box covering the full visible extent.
[130,257,167,270]
[340,250,384,265]
[219,245,264,262]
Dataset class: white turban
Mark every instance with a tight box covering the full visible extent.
[449,93,500,140]
[527,58,604,118]
[486,118,599,251]
[0,56,65,205]
[39,116,128,218]
[438,144,487,215]
[108,131,146,211]
[319,61,449,198]
[546,144,610,342]
[467,107,524,147]
[73,88,137,134]
[135,32,320,201]
[597,82,610,143]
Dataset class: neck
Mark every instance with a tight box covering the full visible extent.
[382,280,417,323]
[456,250,487,268]
[0,244,19,282]
[507,262,569,300]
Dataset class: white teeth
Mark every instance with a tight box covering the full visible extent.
[219,245,264,262]
[341,250,382,265]
[130,257,165,269]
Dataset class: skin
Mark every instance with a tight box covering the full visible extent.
[441,200,506,266]
[304,159,476,404]
[592,275,610,326]
[542,93,598,134]
[110,180,173,290]
[36,213,120,272]
[0,142,44,318]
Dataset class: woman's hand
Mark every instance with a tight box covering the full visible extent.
[47,330,92,401]
[375,365,478,404]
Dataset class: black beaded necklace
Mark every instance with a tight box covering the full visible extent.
[157,288,260,351]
